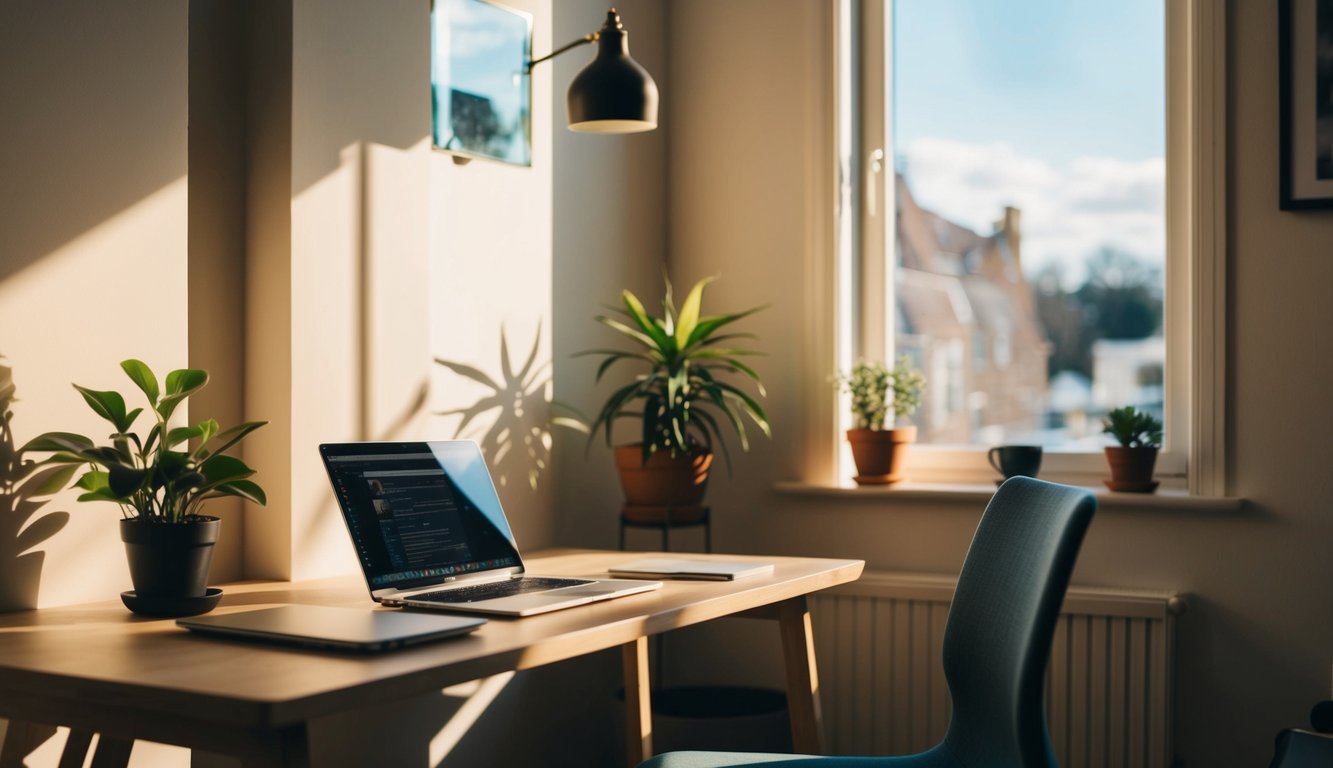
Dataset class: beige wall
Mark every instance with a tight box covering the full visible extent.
[0,0,189,609]
[552,1,1330,766]
[551,0,669,548]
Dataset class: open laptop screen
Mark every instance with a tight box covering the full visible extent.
[320,442,521,592]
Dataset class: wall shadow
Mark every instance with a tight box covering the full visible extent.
[0,360,70,612]
[0,1,188,282]
[436,323,585,493]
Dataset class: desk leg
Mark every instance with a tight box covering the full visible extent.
[777,596,823,754]
[621,636,653,767]
[240,723,310,768]
[0,720,56,768]
[88,735,133,768]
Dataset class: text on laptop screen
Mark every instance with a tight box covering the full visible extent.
[320,442,520,590]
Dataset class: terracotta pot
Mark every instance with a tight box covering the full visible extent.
[1103,446,1159,492]
[120,516,220,599]
[846,426,916,486]
[614,445,713,522]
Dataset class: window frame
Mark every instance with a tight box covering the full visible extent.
[811,0,1226,494]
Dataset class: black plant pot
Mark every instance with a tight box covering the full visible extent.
[120,516,220,601]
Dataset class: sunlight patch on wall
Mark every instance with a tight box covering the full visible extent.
[0,176,188,609]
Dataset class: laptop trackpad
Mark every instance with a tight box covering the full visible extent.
[557,585,622,597]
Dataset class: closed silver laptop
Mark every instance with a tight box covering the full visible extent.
[320,440,661,617]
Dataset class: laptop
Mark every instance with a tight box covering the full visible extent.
[319,440,662,616]
[177,604,485,652]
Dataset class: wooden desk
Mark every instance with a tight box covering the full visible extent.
[0,549,863,767]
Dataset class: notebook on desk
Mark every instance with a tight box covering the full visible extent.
[320,440,662,617]
[609,558,775,581]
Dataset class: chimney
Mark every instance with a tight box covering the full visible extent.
[1000,206,1021,273]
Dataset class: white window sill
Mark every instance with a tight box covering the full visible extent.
[774,480,1245,514]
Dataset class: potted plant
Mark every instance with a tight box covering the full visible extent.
[838,356,925,486]
[1101,405,1162,492]
[21,360,267,616]
[580,276,769,522]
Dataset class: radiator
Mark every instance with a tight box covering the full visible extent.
[811,572,1184,767]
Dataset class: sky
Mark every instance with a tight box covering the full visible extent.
[893,0,1165,286]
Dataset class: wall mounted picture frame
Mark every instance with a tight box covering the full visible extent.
[1279,0,1333,209]
[431,0,533,166]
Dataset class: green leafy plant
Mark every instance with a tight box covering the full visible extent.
[579,276,770,469]
[838,356,925,430]
[20,360,267,523]
[1101,405,1162,448]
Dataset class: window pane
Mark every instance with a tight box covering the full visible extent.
[892,0,1165,448]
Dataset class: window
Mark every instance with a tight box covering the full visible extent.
[830,0,1226,492]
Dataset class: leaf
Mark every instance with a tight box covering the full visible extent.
[73,385,129,432]
[16,463,78,497]
[642,394,661,458]
[19,432,94,455]
[214,479,267,506]
[75,470,110,492]
[158,368,209,420]
[683,306,766,350]
[691,409,734,474]
[107,464,148,497]
[195,418,219,452]
[167,425,204,448]
[77,488,124,504]
[199,454,254,485]
[120,359,159,405]
[594,352,640,383]
[621,291,672,351]
[165,368,209,396]
[208,420,267,458]
[717,381,772,436]
[85,445,133,466]
[596,315,661,352]
[673,277,714,347]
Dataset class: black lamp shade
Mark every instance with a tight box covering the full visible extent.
[567,10,658,133]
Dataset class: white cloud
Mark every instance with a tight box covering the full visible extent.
[899,138,1165,285]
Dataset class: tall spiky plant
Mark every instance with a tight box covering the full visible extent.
[579,276,770,470]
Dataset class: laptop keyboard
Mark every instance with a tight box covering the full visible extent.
[411,577,594,604]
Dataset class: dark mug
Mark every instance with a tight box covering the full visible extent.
[987,445,1042,479]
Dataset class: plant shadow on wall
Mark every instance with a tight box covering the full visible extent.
[0,359,71,612]
[434,323,584,492]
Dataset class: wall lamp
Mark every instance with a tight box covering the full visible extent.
[529,8,659,134]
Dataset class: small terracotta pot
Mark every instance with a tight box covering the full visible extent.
[615,445,713,522]
[1104,446,1159,492]
[846,426,916,486]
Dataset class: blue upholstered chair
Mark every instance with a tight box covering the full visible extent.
[1269,729,1333,767]
[639,476,1096,768]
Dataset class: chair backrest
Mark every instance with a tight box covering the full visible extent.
[1270,729,1333,768]
[938,477,1096,768]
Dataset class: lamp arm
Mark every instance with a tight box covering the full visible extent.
[527,32,599,71]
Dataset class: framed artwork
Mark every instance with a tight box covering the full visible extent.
[1280,0,1333,209]
[431,0,532,166]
